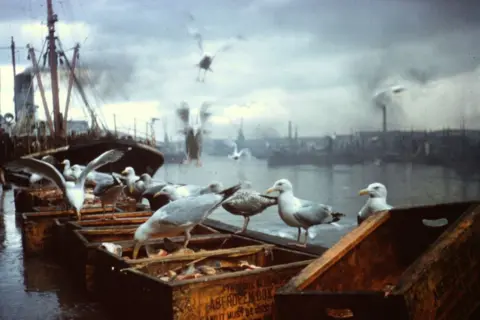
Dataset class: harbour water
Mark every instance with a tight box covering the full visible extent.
[1,156,480,319]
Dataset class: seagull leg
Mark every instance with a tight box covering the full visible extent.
[196,159,202,167]
[235,216,250,234]
[196,68,201,82]
[76,208,82,221]
[288,228,303,246]
[110,201,117,220]
[182,230,192,248]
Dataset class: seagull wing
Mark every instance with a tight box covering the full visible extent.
[5,158,66,193]
[176,102,191,134]
[78,149,128,187]
[293,199,333,228]
[199,102,212,127]
[213,35,244,58]
[238,148,252,159]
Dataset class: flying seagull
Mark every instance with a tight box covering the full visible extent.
[225,140,251,161]
[5,148,129,220]
[176,101,212,167]
[187,14,244,82]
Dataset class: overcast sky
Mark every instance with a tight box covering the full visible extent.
[1,0,480,139]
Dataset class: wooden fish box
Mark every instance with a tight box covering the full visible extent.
[14,187,64,213]
[275,201,480,320]
[21,205,117,256]
[93,233,269,301]
[67,223,221,293]
[110,241,317,319]
[52,211,153,261]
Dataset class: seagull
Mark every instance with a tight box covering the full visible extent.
[5,149,129,220]
[71,164,96,183]
[176,101,212,167]
[121,166,139,194]
[141,183,171,211]
[265,179,345,247]
[188,17,244,82]
[61,159,76,181]
[132,183,242,259]
[93,173,126,219]
[158,182,223,201]
[358,182,392,225]
[29,155,57,186]
[226,140,251,161]
[222,181,277,234]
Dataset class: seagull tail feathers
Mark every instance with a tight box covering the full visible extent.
[219,183,242,201]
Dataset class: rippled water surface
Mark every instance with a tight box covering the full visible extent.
[1,156,479,318]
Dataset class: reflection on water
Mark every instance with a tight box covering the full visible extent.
[1,157,479,318]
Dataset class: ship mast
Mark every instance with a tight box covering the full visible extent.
[46,0,62,138]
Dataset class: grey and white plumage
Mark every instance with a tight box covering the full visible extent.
[187,15,244,82]
[226,140,251,161]
[93,173,125,218]
[222,181,277,233]
[358,182,392,225]
[6,148,129,220]
[266,178,345,247]
[176,101,212,167]
[141,183,171,211]
[158,182,223,201]
[132,183,241,259]
[121,166,140,196]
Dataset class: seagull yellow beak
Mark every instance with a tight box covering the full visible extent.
[132,241,141,260]
[265,187,276,194]
[358,189,369,196]
[129,185,134,194]
[121,169,127,175]
[61,160,66,165]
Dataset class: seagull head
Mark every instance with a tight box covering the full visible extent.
[265,178,293,194]
[207,181,224,193]
[153,185,179,201]
[132,222,152,260]
[121,166,135,177]
[61,159,70,167]
[358,182,388,199]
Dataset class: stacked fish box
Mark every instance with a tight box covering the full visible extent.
[53,211,153,263]
[274,201,480,320]
[14,186,70,213]
[65,222,219,293]
[92,233,318,319]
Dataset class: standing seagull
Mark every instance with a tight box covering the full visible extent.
[265,179,345,247]
[358,182,392,225]
[93,173,126,219]
[176,101,212,167]
[132,184,242,259]
[222,181,277,233]
[5,149,128,220]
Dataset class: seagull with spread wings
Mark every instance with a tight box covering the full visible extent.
[5,148,129,220]
[187,14,244,82]
[176,101,212,167]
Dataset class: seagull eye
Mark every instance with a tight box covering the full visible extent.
[374,186,380,190]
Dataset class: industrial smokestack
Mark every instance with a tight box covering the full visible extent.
[288,121,292,140]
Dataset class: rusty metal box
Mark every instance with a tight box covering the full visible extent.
[275,201,480,320]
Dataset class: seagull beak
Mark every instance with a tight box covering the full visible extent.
[132,241,141,260]
[129,185,134,194]
[358,189,369,196]
[121,170,127,175]
[61,160,66,165]
[265,187,276,194]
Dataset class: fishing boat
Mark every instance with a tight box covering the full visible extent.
[0,0,164,188]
